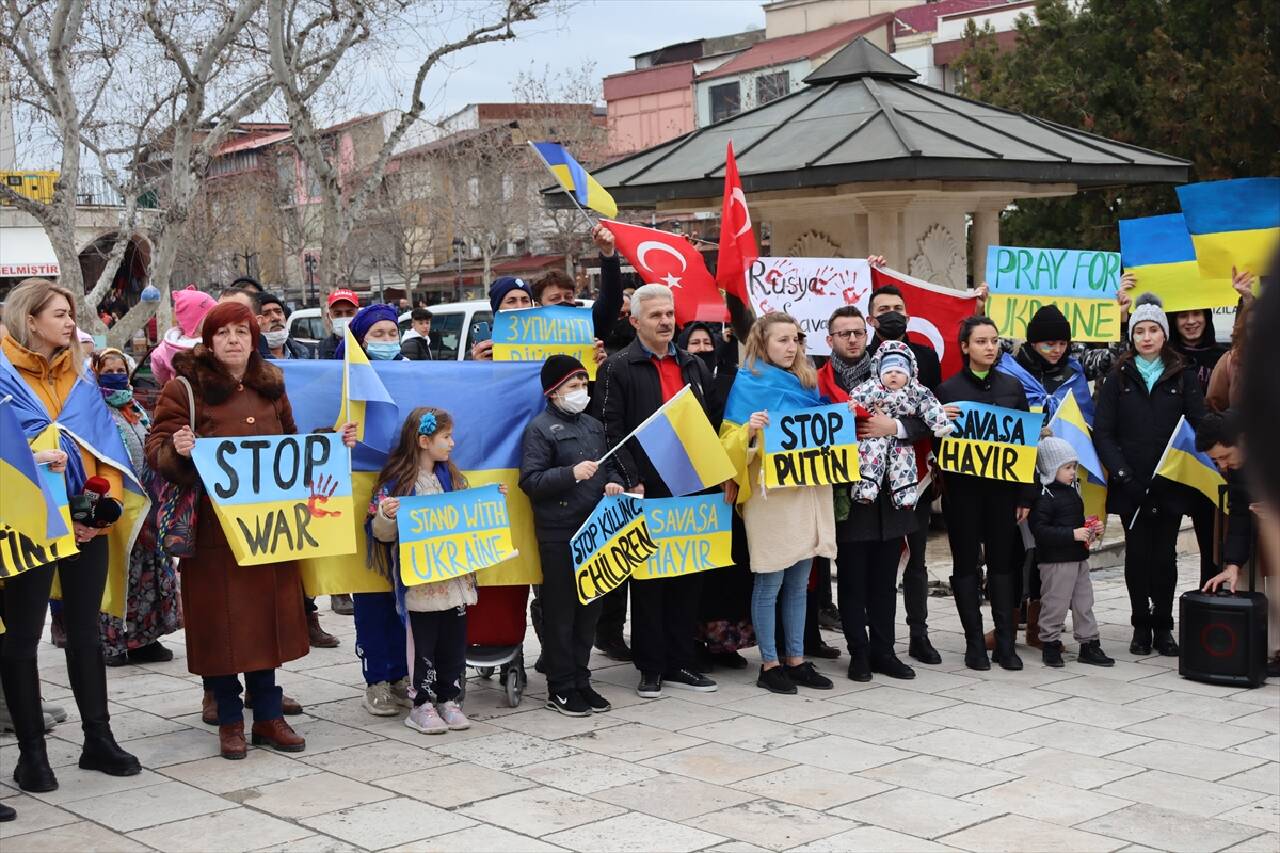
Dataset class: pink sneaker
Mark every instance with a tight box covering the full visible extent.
[438,701,470,731]
[404,704,447,735]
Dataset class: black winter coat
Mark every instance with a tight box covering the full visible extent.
[1029,481,1088,563]
[1093,356,1207,518]
[258,336,312,360]
[400,336,433,360]
[935,366,1036,507]
[836,416,932,543]
[594,338,714,497]
[519,403,618,540]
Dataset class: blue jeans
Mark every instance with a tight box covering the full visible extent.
[751,560,812,664]
[208,669,280,725]
[353,592,408,685]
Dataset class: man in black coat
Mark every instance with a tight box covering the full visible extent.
[255,292,313,361]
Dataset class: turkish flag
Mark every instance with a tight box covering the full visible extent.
[602,219,725,325]
[716,142,756,304]
[870,266,979,381]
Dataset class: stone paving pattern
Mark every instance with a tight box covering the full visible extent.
[2,555,1277,852]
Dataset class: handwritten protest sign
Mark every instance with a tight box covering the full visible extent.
[985,245,1121,341]
[937,402,1041,483]
[746,257,871,356]
[571,494,657,604]
[492,305,597,379]
[397,484,517,585]
[192,433,355,565]
[632,495,732,580]
[762,404,860,488]
[0,465,75,579]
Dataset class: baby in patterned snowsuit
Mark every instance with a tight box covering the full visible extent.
[849,339,953,508]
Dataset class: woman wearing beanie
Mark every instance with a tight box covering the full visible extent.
[151,285,217,386]
[1094,293,1208,656]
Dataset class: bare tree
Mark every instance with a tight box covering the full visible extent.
[368,153,441,305]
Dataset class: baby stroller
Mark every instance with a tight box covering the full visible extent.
[461,583,529,707]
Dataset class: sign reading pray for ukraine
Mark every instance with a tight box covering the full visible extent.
[571,494,657,604]
[492,305,597,379]
[396,484,517,585]
[745,257,872,356]
[192,433,355,565]
[762,404,860,488]
[985,245,1122,342]
[632,495,732,580]
[937,402,1041,484]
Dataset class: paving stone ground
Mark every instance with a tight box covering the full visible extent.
[3,553,1277,852]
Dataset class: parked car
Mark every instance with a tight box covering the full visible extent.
[286,307,325,356]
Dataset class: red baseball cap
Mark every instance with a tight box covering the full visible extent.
[327,289,359,309]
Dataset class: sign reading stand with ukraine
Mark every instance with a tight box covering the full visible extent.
[938,402,1041,484]
[984,245,1122,342]
[571,494,657,604]
[192,433,356,565]
[397,484,517,585]
[632,494,732,580]
[762,403,860,488]
[492,305,597,379]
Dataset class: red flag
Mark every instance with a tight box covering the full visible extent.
[602,219,724,325]
[870,266,979,381]
[716,142,756,303]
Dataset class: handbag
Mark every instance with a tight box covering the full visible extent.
[156,376,202,559]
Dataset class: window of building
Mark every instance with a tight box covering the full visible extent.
[755,71,790,106]
[709,81,740,123]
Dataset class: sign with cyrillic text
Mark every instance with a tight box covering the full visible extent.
[492,305,597,378]
[762,404,860,488]
[937,402,1040,483]
[632,495,731,580]
[397,484,517,585]
[571,494,656,604]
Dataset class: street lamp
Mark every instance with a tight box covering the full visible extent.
[452,238,465,303]
[304,253,318,306]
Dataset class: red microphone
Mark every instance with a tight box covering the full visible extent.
[83,476,111,504]
[71,477,122,528]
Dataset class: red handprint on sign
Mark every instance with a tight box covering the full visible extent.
[306,475,343,518]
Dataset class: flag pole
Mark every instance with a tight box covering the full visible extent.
[526,141,599,232]
[596,384,691,466]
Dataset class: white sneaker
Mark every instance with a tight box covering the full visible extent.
[389,677,413,708]
[363,681,398,717]
[438,701,470,730]
[404,704,447,734]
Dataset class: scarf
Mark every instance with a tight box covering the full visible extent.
[1136,355,1164,391]
[829,350,871,392]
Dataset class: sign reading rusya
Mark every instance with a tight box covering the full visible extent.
[745,257,871,355]
[762,404,860,488]
[397,484,516,585]
[492,305,597,378]
[571,494,657,604]
[192,433,355,565]
[937,402,1040,483]
[985,245,1122,342]
[632,495,731,580]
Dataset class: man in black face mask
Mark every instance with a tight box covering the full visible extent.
[866,283,943,666]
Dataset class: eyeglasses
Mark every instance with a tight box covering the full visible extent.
[830,330,866,340]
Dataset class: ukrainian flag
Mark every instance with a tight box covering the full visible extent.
[1047,389,1107,522]
[721,362,825,503]
[1,396,68,542]
[530,141,618,219]
[629,385,736,497]
[1154,416,1225,505]
[1176,177,1280,279]
[1119,213,1237,312]
[333,327,399,467]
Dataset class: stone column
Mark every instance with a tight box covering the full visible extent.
[862,197,911,270]
[970,201,1008,284]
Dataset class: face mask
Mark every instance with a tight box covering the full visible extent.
[105,389,134,407]
[332,317,351,337]
[875,311,908,341]
[366,341,400,361]
[97,372,129,390]
[557,388,590,414]
[263,329,289,349]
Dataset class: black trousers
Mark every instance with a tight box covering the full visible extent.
[407,608,467,705]
[1,536,109,663]
[942,485,1018,581]
[1190,497,1218,586]
[836,538,902,659]
[539,541,603,693]
[594,577,629,645]
[1124,507,1182,630]
[631,571,702,676]
[902,498,932,637]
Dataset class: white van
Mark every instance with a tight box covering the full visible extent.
[286,307,326,356]
[398,299,594,361]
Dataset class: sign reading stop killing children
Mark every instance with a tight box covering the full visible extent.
[762,403,860,488]
[745,257,872,356]
[937,402,1041,484]
[571,494,657,604]
[492,305,597,379]
[192,433,355,566]
[984,245,1122,342]
[632,494,732,581]
[396,484,517,585]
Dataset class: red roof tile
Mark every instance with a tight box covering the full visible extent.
[893,0,1009,37]
[698,14,892,82]
[604,61,696,101]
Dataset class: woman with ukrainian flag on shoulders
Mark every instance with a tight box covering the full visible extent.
[0,278,141,793]
[720,312,837,695]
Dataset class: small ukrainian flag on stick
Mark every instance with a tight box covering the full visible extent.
[529,141,619,222]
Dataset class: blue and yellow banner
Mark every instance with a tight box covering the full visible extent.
[1047,389,1107,522]
[631,386,736,497]
[761,403,859,488]
[397,484,517,586]
[191,433,355,566]
[632,494,732,580]
[1,396,68,542]
[278,359,547,591]
[0,463,74,580]
[1176,178,1280,279]
[1118,213,1237,312]
[938,401,1041,483]
[571,493,656,604]
[529,141,618,219]
[722,362,825,503]
[334,327,399,467]
[1154,416,1224,505]
[492,305,597,379]
[985,244,1122,342]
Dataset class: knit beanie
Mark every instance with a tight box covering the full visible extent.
[173,285,217,337]
[1025,304,1071,343]
[1036,436,1078,485]
[1129,293,1170,341]
[489,276,530,312]
[879,352,912,379]
[540,354,588,395]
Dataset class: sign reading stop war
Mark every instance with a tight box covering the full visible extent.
[985,245,1122,342]
[632,495,732,580]
[571,494,657,604]
[397,484,517,585]
[192,433,355,566]
[937,402,1041,484]
[492,305,597,379]
[762,404,860,488]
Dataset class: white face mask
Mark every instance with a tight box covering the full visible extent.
[557,388,590,414]
[332,317,351,337]
[263,329,289,349]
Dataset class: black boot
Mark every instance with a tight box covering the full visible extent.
[988,574,1023,671]
[65,647,141,777]
[1153,629,1180,657]
[1129,626,1153,656]
[951,574,990,671]
[908,633,942,665]
[0,657,58,792]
